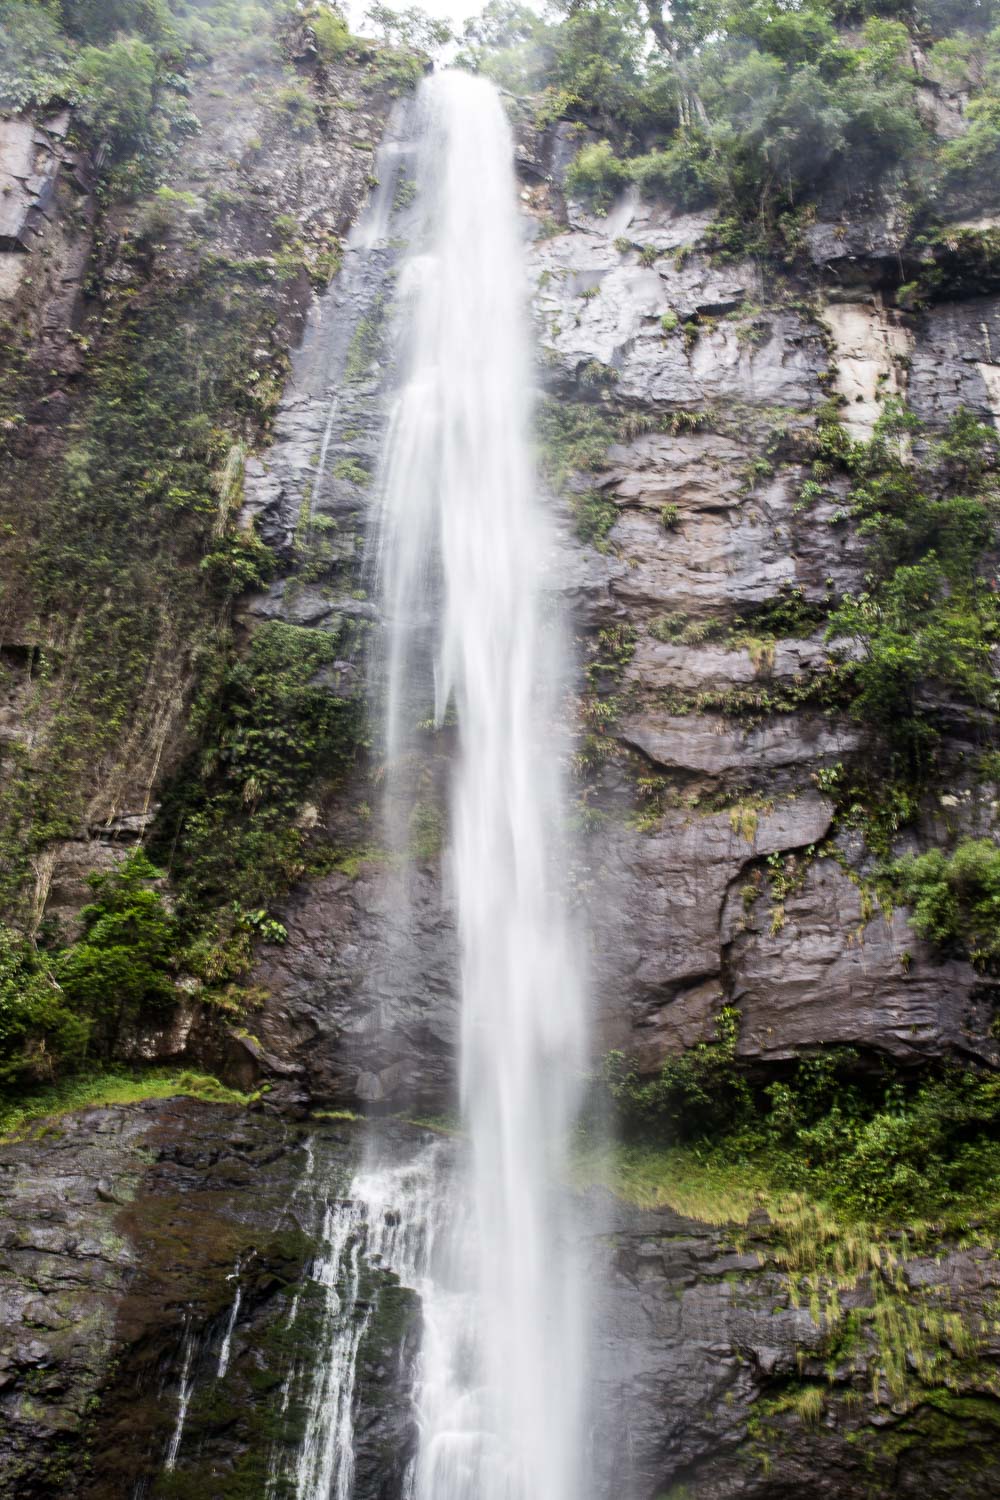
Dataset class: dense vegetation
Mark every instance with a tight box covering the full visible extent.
[603,1012,1000,1223]
[0,0,396,1088]
[463,0,999,248]
[825,401,999,775]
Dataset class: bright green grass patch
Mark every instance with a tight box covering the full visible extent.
[572,1140,767,1224]
[0,1067,255,1141]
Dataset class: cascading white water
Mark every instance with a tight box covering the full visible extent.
[291,68,588,1500]
[378,69,588,1500]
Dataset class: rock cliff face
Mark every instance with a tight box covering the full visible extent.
[2,22,1000,1500]
[0,1101,421,1499]
[0,27,396,933]
[3,1101,1000,1499]
[240,119,1000,1112]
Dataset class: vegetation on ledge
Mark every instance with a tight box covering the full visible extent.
[600,1011,1000,1224]
[0,1063,255,1140]
[463,0,1000,252]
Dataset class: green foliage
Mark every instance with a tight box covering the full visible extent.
[54,851,177,1051]
[938,91,1000,202]
[155,619,362,957]
[273,81,317,136]
[0,926,89,1085]
[826,403,999,773]
[363,0,452,50]
[893,838,1000,971]
[0,0,203,194]
[0,0,72,109]
[571,489,619,548]
[536,398,618,485]
[64,0,170,46]
[738,584,828,638]
[604,1007,753,1136]
[0,852,176,1085]
[72,37,157,153]
[564,139,632,211]
[629,139,714,208]
[309,3,355,60]
[463,0,1000,246]
[605,1016,1000,1223]
[539,0,656,129]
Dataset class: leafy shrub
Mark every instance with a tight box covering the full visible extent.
[309,4,355,60]
[937,93,1000,201]
[893,838,1000,971]
[629,138,714,208]
[605,1008,754,1137]
[62,0,169,45]
[565,139,632,211]
[0,0,71,110]
[72,38,157,154]
[55,851,177,1053]
[0,928,89,1085]
[274,82,318,136]
[0,851,176,1085]
[606,1015,1000,1221]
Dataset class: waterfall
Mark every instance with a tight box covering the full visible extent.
[379,70,587,1500]
[294,68,588,1500]
[216,1265,242,1380]
[164,1318,195,1472]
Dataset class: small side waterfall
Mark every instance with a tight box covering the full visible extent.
[164,1318,195,1472]
[294,69,588,1500]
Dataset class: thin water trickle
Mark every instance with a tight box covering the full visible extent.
[216,1265,242,1380]
[164,1319,195,1472]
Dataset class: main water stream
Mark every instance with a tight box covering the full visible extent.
[295,70,588,1500]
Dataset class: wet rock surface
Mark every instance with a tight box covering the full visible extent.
[236,115,1000,1115]
[0,1100,422,1499]
[2,36,1000,1500]
[2,1102,998,1500]
[592,1192,1000,1499]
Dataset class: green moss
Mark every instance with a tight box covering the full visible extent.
[0,1066,253,1140]
[571,488,619,550]
[152,618,364,984]
[344,295,386,382]
[0,258,290,914]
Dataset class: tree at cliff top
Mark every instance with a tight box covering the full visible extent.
[462,0,999,232]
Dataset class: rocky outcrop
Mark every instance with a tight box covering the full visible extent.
[2,32,999,1500]
[0,40,397,933]
[591,1189,1000,1499]
[252,853,460,1111]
